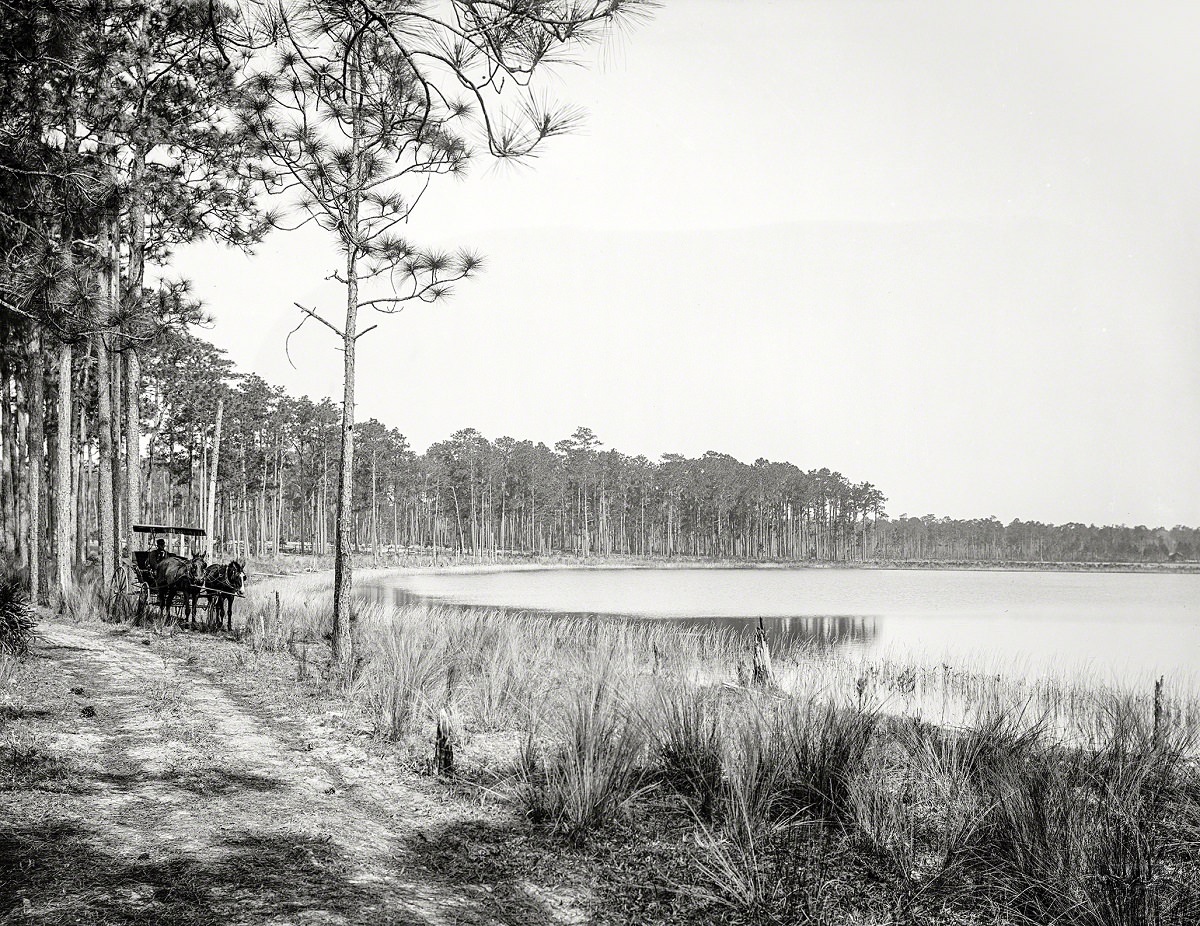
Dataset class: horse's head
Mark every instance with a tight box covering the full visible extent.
[188,552,208,582]
[226,560,246,594]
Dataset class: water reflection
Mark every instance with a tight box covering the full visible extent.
[665,614,877,649]
[357,584,879,651]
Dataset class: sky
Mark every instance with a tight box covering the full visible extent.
[170,0,1200,528]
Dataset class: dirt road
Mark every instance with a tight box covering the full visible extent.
[0,619,594,926]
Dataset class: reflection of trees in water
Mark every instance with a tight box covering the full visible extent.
[358,586,878,652]
[665,615,877,650]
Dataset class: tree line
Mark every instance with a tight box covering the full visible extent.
[8,321,1194,589]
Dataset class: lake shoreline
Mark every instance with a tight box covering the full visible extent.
[344,553,1200,578]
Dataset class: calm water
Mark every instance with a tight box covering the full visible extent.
[360,567,1200,684]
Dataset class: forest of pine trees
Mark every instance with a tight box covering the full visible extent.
[4,321,1195,605]
[1,2,1194,611]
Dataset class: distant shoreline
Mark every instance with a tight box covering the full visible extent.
[339,553,1200,577]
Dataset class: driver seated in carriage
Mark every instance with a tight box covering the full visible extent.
[146,538,169,570]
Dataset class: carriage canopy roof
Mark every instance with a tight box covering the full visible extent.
[132,524,206,537]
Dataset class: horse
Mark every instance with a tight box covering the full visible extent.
[154,551,208,627]
[203,560,246,632]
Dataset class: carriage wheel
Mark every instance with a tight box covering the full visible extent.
[109,565,135,623]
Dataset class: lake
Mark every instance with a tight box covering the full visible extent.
[359,566,1200,686]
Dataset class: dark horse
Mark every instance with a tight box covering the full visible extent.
[203,560,245,631]
[155,551,207,626]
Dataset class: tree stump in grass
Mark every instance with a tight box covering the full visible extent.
[435,708,455,776]
[1153,675,1164,749]
[751,616,774,687]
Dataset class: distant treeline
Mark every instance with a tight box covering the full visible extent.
[4,327,1191,577]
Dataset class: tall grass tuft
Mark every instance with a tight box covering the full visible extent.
[774,696,879,824]
[720,702,784,828]
[690,790,832,923]
[519,665,649,834]
[651,682,725,819]
[847,754,920,882]
[357,618,452,739]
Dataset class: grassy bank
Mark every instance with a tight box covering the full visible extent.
[197,568,1199,926]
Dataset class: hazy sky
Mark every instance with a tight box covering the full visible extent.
[171,0,1200,527]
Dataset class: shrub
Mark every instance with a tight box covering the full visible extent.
[0,579,35,656]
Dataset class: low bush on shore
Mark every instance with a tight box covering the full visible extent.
[225,572,1200,923]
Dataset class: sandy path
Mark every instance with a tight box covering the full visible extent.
[1,620,588,926]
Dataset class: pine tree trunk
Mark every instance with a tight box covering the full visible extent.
[332,255,358,672]
[1,360,18,561]
[74,366,87,566]
[125,149,145,551]
[95,150,119,592]
[205,398,223,557]
[95,330,115,594]
[110,345,123,556]
[331,52,363,675]
[26,328,43,605]
[54,340,72,602]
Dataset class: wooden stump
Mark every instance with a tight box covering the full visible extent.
[435,708,455,776]
[1153,675,1164,750]
[751,616,774,687]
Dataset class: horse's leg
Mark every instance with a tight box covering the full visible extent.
[226,596,235,633]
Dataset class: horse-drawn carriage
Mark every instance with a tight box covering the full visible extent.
[113,524,246,629]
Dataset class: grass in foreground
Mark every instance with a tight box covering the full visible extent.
[55,568,1200,925]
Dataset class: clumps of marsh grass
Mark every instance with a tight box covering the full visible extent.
[689,792,834,923]
[713,694,881,830]
[847,752,921,884]
[0,578,36,656]
[234,573,1200,922]
[239,583,332,654]
[651,683,725,819]
[774,696,880,824]
[357,616,454,739]
[518,662,650,834]
[719,703,784,827]
[895,695,1200,926]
